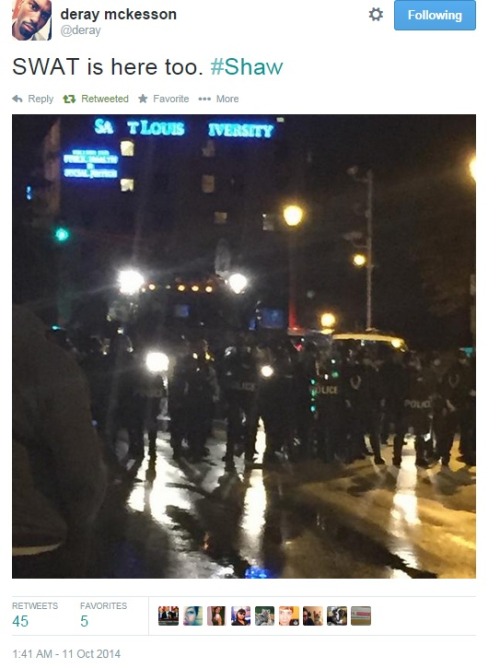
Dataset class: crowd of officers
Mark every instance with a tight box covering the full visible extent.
[76,329,476,475]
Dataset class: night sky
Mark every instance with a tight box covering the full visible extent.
[12,114,475,349]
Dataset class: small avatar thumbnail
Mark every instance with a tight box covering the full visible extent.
[231,606,251,626]
[255,606,275,626]
[207,606,226,626]
[279,606,300,626]
[183,606,203,626]
[158,606,179,626]
[303,606,323,626]
[327,606,348,626]
[351,606,372,626]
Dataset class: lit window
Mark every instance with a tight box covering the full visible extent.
[120,140,135,157]
[214,211,228,225]
[120,178,135,192]
[201,140,216,157]
[202,174,215,193]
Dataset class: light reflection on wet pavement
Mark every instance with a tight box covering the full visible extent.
[88,430,475,579]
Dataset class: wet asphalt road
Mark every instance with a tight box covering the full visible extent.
[88,427,476,579]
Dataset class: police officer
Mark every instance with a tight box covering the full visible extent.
[435,350,474,467]
[293,341,320,461]
[393,353,435,468]
[132,352,167,453]
[258,338,295,465]
[313,352,344,463]
[171,338,219,462]
[220,332,259,467]
[379,349,407,447]
[342,350,385,465]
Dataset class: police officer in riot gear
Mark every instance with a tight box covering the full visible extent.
[220,332,259,467]
[312,351,344,463]
[258,338,295,466]
[434,350,474,467]
[342,350,385,465]
[393,352,435,468]
[293,341,320,461]
[169,337,219,462]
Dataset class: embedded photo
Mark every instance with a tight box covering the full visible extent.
[12,114,475,580]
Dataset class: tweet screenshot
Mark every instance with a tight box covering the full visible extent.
[8,0,487,664]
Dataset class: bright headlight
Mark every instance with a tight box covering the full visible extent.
[145,351,169,374]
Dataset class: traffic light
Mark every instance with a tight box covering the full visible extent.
[53,226,71,244]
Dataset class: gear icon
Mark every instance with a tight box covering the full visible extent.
[369,8,383,21]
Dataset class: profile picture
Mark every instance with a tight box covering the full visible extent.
[231,606,251,626]
[350,606,372,626]
[183,606,203,626]
[326,606,348,626]
[158,605,179,626]
[255,606,275,626]
[303,606,323,626]
[279,606,300,626]
[207,606,226,626]
[12,0,52,41]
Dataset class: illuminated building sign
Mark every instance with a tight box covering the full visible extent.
[93,118,275,139]
[63,149,119,179]
[207,123,274,139]
[127,120,185,136]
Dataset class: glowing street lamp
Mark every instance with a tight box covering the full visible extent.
[117,269,145,295]
[320,312,336,329]
[228,272,248,295]
[283,204,303,228]
[283,204,304,329]
[353,253,367,267]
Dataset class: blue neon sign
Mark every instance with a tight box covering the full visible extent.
[208,123,274,139]
[63,149,119,179]
[126,120,185,136]
[93,118,275,139]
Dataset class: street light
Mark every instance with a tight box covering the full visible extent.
[353,253,367,267]
[320,311,336,330]
[228,272,248,295]
[283,204,304,330]
[347,167,374,330]
[117,268,145,295]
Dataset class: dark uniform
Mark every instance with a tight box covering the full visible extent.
[130,366,166,452]
[169,340,219,462]
[220,342,259,466]
[293,343,321,461]
[342,355,385,464]
[393,356,435,468]
[379,351,407,446]
[258,342,295,465]
[434,353,474,466]
[312,357,344,462]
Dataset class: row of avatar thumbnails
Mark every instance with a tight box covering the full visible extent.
[158,606,371,627]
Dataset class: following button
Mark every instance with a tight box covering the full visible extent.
[394,1,476,30]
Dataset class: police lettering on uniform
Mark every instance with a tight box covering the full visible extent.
[312,353,344,463]
[393,352,435,468]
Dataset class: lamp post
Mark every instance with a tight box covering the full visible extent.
[347,167,374,330]
[283,204,304,330]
